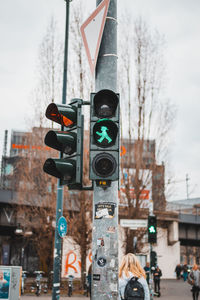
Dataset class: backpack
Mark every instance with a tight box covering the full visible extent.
[188,273,194,286]
[124,277,145,300]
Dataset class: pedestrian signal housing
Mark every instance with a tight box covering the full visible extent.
[43,99,84,189]
[148,215,157,244]
[89,89,120,181]
[150,250,157,268]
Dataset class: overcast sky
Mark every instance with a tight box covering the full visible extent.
[0,0,200,201]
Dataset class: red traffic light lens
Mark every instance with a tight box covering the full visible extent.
[45,103,76,127]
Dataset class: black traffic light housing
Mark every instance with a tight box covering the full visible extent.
[43,99,84,189]
[150,250,157,268]
[148,215,157,244]
[89,89,120,181]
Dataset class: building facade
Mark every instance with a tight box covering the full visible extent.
[0,129,79,272]
[1,128,178,278]
[167,198,200,266]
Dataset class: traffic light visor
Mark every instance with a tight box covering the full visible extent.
[43,158,76,181]
[45,103,76,127]
[44,131,77,155]
[94,89,118,118]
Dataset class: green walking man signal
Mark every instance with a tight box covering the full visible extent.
[149,225,156,233]
[96,126,112,144]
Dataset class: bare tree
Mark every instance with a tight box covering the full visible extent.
[15,18,65,273]
[28,17,63,129]
[68,138,92,287]
[66,0,94,287]
[20,1,93,284]
[16,127,58,273]
[118,16,176,253]
[24,3,93,284]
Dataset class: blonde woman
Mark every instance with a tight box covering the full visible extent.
[119,253,150,300]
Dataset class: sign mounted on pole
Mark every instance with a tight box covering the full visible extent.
[80,0,110,75]
[120,219,147,229]
[58,216,67,238]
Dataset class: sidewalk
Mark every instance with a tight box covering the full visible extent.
[158,278,191,300]
[21,295,88,300]
[21,279,192,300]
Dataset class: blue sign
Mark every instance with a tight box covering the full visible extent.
[58,216,67,238]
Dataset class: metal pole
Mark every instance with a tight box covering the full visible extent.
[92,0,118,299]
[149,200,154,300]
[62,0,71,106]
[52,1,70,299]
[149,243,154,300]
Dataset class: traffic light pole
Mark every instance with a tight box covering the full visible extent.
[149,200,154,300]
[91,1,118,299]
[52,1,71,299]
[149,243,154,300]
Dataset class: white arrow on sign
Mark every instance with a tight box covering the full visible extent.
[80,0,110,75]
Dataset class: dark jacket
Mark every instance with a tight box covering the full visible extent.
[175,265,182,274]
[153,268,162,281]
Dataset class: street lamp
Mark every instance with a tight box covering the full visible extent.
[15,224,33,268]
[15,223,23,235]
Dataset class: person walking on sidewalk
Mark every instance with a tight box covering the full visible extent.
[144,262,150,285]
[188,264,200,300]
[153,265,162,295]
[175,264,182,280]
[183,263,188,282]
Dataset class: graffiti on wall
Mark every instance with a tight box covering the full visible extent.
[64,250,92,276]
[62,237,92,278]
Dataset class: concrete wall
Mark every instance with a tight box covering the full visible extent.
[61,236,92,278]
[154,227,180,279]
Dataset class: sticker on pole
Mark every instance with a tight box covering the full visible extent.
[95,202,116,219]
[58,216,67,238]
[80,0,110,75]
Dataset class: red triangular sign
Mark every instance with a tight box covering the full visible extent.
[80,0,110,75]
